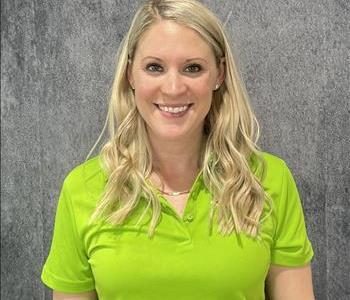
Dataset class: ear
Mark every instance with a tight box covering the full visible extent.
[127,60,135,89]
[217,57,226,86]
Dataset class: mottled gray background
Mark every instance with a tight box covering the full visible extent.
[1,0,349,299]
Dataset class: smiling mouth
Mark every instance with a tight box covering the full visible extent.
[154,103,193,114]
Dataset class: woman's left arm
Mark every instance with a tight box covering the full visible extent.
[266,263,315,300]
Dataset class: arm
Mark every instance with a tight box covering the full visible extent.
[53,290,98,300]
[265,264,315,300]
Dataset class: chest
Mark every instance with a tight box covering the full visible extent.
[163,194,188,218]
[85,192,273,300]
[88,226,270,299]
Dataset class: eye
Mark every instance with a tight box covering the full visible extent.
[146,63,163,73]
[185,64,202,73]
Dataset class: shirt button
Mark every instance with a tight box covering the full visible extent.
[185,214,194,222]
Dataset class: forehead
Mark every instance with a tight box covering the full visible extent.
[134,20,215,61]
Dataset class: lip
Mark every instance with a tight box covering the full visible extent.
[154,103,193,107]
[154,103,193,118]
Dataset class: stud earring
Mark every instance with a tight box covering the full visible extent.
[215,84,220,90]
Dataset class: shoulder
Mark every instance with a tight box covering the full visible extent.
[61,155,108,211]
[256,151,303,217]
[63,155,107,190]
[257,151,291,193]
[261,151,287,175]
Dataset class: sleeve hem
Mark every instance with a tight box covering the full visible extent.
[41,267,95,293]
[270,247,314,267]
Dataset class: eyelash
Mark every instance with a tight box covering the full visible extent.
[145,63,202,73]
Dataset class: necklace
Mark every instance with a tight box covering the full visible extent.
[151,167,200,197]
[156,188,190,196]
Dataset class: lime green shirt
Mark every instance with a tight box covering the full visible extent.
[41,152,314,299]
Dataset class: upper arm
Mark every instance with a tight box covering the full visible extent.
[266,264,315,300]
[53,290,98,300]
[41,177,95,292]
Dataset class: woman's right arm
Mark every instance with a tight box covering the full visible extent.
[53,290,98,300]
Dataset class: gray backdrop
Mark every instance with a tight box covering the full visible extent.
[1,0,349,299]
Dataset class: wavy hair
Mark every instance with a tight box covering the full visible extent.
[87,0,272,238]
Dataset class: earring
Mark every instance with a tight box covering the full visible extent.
[215,84,220,90]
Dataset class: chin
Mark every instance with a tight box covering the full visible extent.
[150,128,191,141]
[158,132,188,141]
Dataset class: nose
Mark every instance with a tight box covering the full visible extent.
[160,69,187,96]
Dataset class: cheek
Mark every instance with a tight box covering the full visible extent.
[132,70,158,100]
[191,73,215,95]
[193,79,215,116]
[135,83,158,103]
[194,82,212,95]
[191,80,214,104]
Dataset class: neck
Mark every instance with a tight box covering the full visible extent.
[148,132,205,192]
[150,134,204,175]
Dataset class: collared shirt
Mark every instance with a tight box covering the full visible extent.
[41,152,314,299]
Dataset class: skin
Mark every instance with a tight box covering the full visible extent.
[128,20,224,143]
[128,19,225,216]
[53,20,315,300]
[53,291,97,300]
[266,264,315,299]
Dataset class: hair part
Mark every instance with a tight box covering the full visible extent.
[87,0,272,238]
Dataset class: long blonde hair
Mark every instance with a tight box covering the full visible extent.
[88,0,271,238]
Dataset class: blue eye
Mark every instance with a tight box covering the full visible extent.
[146,64,163,72]
[185,64,202,73]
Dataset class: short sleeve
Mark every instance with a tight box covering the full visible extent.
[41,178,95,292]
[270,162,314,266]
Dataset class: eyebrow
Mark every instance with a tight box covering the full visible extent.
[141,56,208,63]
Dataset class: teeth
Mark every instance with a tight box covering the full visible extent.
[158,105,189,113]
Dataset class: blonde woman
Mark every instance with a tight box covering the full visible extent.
[41,0,315,299]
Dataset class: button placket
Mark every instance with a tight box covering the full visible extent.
[182,174,202,224]
[155,173,204,229]
[181,175,203,247]
[184,214,194,223]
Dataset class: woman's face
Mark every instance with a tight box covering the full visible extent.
[128,20,224,143]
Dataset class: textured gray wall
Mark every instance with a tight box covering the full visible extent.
[1,0,349,299]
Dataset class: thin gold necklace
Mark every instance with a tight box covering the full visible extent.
[156,188,190,196]
[151,169,197,197]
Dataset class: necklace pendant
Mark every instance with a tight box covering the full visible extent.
[171,191,180,196]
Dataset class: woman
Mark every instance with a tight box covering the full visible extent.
[41,0,315,299]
